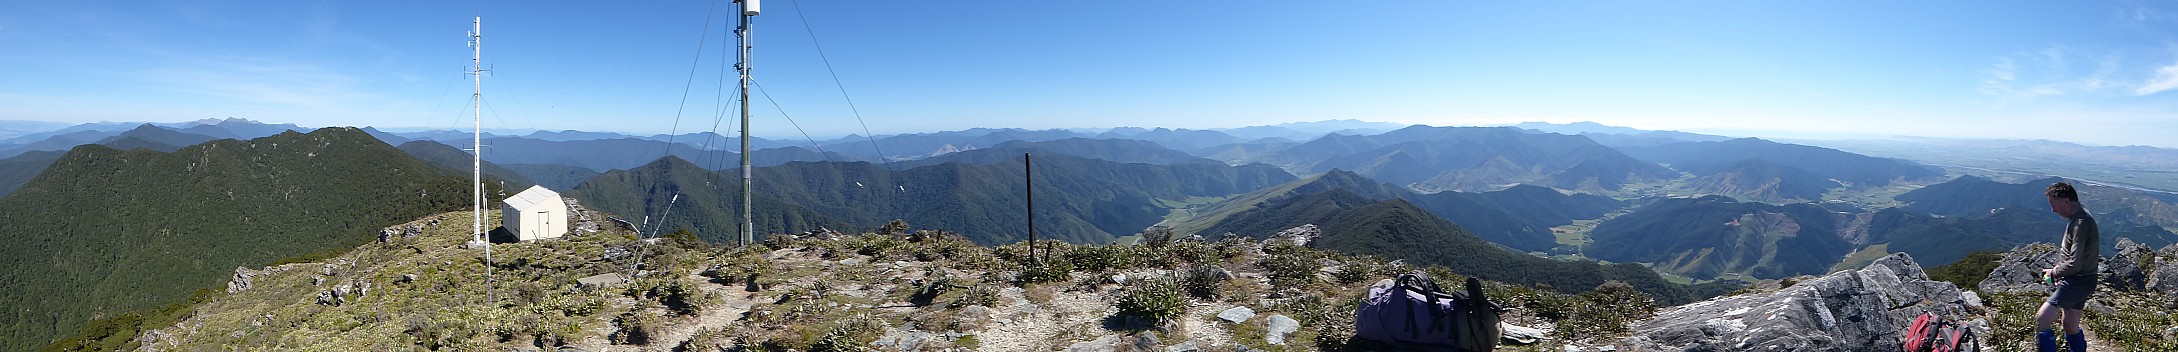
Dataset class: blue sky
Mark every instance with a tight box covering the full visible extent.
[3,1,2176,146]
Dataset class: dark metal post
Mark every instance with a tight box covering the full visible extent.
[1026,153,1037,263]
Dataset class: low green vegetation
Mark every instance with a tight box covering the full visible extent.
[100,212,1681,351]
[1923,250,2001,290]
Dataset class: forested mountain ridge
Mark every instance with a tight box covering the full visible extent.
[1681,158,1841,202]
[0,127,481,351]
[1201,189,1737,305]
[1400,184,1626,252]
[1585,195,1859,280]
[94,124,222,152]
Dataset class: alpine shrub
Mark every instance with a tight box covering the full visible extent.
[1115,276,1188,327]
[1180,265,1230,300]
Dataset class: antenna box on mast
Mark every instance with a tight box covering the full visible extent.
[742,0,760,15]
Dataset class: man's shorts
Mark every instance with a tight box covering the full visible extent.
[2047,274,2097,310]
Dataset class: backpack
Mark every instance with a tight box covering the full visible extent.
[1354,272,1503,352]
[1904,312,1977,352]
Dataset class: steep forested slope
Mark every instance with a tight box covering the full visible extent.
[1586,196,1857,280]
[0,128,479,351]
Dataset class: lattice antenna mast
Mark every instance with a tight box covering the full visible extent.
[737,0,760,247]
[468,17,495,303]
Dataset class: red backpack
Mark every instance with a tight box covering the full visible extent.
[1904,312,1977,352]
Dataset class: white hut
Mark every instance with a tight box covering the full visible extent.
[502,185,568,241]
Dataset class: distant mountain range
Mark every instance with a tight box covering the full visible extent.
[1178,170,1624,252]
[0,118,302,159]
[415,137,854,173]
[896,138,1222,169]
[570,153,1296,245]
[1511,121,1734,147]
[395,140,537,190]
[1620,138,1945,187]
[1256,126,1679,193]
[0,127,479,351]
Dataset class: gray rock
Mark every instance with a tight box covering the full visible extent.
[1264,314,1299,345]
[2084,299,2118,315]
[398,273,417,284]
[1961,290,1982,308]
[1108,274,1129,286]
[874,328,939,351]
[576,273,627,290]
[1622,253,1984,351]
[2117,238,2151,261]
[228,266,265,294]
[1065,334,1125,352]
[1217,306,1256,323]
[1564,346,1584,352]
[1502,322,1547,345]
[316,283,354,306]
[1166,340,1199,352]
[2150,254,2178,294]
[1134,331,1160,351]
[2102,251,2147,292]
[1268,224,1319,247]
[1981,244,2062,294]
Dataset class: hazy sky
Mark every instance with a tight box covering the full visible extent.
[3,1,2176,146]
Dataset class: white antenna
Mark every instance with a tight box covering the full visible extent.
[737,0,759,247]
[467,16,495,304]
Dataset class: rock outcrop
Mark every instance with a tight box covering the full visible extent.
[1980,244,2062,294]
[1621,253,1983,351]
[1268,224,1319,247]
[2104,239,2149,292]
[1981,242,2152,294]
[2150,244,2178,294]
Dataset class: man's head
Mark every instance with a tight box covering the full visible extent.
[2047,181,2082,218]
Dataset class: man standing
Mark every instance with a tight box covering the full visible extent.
[2036,181,2097,352]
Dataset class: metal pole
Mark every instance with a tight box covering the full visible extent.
[470,16,493,305]
[1026,153,1036,263]
[737,0,756,248]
